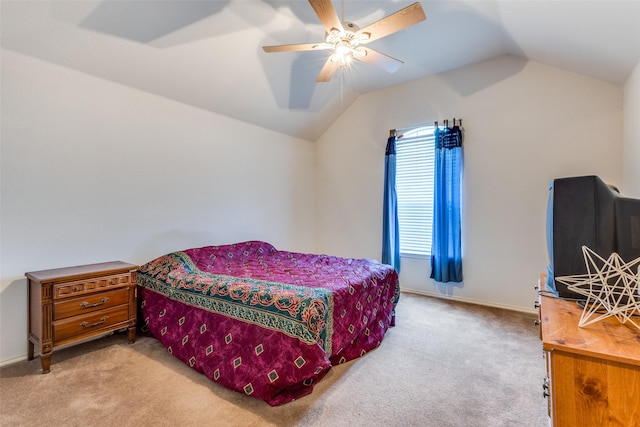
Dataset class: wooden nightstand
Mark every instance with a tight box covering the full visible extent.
[26,261,138,373]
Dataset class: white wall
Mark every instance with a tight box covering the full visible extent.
[0,50,316,364]
[315,55,623,312]
[623,61,640,198]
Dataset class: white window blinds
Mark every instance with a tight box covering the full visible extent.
[395,125,436,257]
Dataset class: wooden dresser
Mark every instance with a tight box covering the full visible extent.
[537,274,640,426]
[26,261,138,373]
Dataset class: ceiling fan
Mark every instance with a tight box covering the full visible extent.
[262,1,427,82]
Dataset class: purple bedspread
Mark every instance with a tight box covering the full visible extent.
[137,241,399,405]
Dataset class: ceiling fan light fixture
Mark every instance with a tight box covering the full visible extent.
[323,22,363,69]
[330,51,351,66]
[335,42,351,56]
[331,53,352,67]
[353,47,366,58]
[330,40,364,68]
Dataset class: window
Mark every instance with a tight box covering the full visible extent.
[395,125,436,257]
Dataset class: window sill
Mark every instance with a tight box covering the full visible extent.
[400,253,430,260]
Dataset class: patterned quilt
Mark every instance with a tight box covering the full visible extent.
[137,241,399,406]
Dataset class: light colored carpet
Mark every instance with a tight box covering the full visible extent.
[0,292,548,426]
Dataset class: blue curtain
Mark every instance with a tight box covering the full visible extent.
[382,135,400,273]
[430,126,463,282]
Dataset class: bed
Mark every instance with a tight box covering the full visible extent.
[136,241,399,406]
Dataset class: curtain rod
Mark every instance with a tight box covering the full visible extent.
[390,118,463,138]
[434,118,462,128]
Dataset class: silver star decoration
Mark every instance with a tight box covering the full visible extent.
[555,246,640,330]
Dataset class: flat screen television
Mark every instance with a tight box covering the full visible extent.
[546,175,640,299]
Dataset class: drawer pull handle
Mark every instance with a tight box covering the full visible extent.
[80,316,108,328]
[80,297,109,308]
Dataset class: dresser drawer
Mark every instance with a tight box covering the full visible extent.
[53,288,130,320]
[53,305,130,342]
[53,273,131,299]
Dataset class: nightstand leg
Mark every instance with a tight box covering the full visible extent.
[127,326,136,344]
[40,352,51,374]
[28,340,34,361]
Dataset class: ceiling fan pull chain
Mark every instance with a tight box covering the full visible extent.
[340,71,344,106]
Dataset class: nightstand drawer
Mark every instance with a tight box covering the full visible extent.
[53,288,130,320]
[53,273,131,299]
[53,305,130,342]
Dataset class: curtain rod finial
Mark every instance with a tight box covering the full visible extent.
[389,129,396,137]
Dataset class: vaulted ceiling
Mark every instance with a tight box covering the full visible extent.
[2,1,639,141]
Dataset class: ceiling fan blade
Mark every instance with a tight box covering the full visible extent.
[263,43,330,53]
[357,47,404,74]
[317,57,340,82]
[357,2,426,43]
[309,0,343,34]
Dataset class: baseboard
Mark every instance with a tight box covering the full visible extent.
[0,330,121,368]
[399,288,538,314]
[0,354,28,368]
